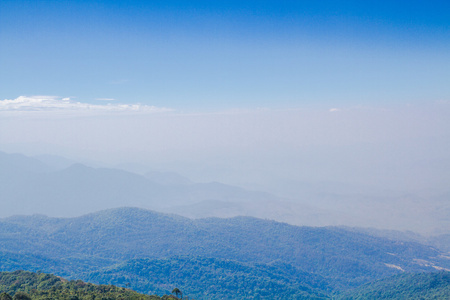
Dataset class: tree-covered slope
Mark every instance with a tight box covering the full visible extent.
[337,271,450,299]
[2,269,449,300]
[1,207,448,290]
[84,256,331,300]
[0,270,164,299]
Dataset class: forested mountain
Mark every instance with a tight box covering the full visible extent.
[1,207,449,299]
[1,153,449,298]
[337,271,450,299]
[0,270,164,299]
[2,269,450,300]
[84,256,332,299]
[1,264,449,300]
[340,227,450,254]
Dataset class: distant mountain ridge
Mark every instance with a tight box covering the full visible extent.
[337,271,450,299]
[1,208,449,282]
[0,151,288,218]
[0,151,52,174]
[1,150,449,236]
[1,207,450,298]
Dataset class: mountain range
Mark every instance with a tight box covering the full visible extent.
[0,151,287,217]
[1,150,449,236]
[1,150,450,298]
[0,207,449,299]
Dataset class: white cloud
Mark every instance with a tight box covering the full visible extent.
[329,108,341,112]
[95,98,116,101]
[0,96,171,113]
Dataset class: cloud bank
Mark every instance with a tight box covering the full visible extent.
[0,97,448,192]
[0,96,171,113]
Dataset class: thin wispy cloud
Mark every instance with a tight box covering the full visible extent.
[0,96,171,113]
[95,98,117,101]
[329,108,341,112]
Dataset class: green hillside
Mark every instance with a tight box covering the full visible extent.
[1,208,446,283]
[338,271,450,299]
[0,270,163,299]
[1,208,449,299]
[84,256,331,299]
[2,269,449,300]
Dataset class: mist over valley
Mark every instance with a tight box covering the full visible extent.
[1,0,449,298]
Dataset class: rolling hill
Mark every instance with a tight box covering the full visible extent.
[337,271,450,299]
[0,207,449,299]
[1,150,449,236]
[0,270,163,299]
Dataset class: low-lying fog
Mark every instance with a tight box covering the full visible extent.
[1,99,449,236]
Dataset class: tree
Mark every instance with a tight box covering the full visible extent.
[0,293,12,300]
[172,288,182,299]
[12,292,31,300]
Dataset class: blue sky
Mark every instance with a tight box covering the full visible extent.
[0,1,450,194]
[1,0,449,110]
[1,1,450,228]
